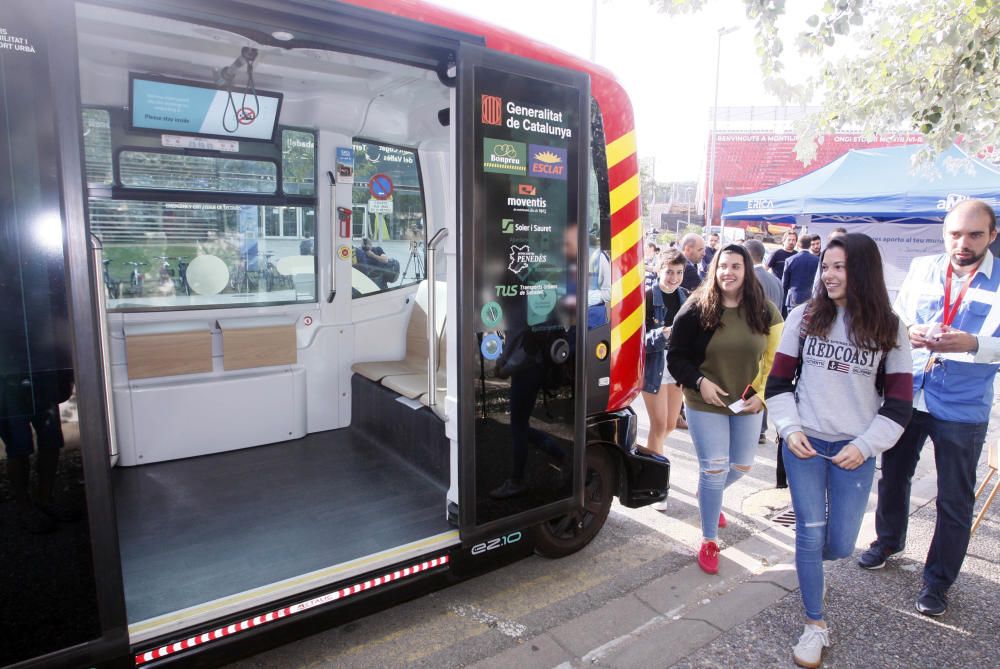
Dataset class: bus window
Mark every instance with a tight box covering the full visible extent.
[83,111,318,310]
[586,101,612,329]
[118,151,277,194]
[350,140,426,297]
[282,129,316,196]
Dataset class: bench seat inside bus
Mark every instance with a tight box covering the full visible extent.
[352,279,446,383]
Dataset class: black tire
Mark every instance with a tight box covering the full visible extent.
[533,446,616,558]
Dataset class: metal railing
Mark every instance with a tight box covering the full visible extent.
[425,228,448,409]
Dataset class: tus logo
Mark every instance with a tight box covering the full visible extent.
[517,183,537,196]
[482,95,503,125]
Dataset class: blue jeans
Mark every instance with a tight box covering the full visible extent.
[686,406,763,540]
[874,410,988,591]
[783,437,876,621]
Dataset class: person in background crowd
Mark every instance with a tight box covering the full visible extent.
[746,239,784,448]
[767,229,799,281]
[680,233,706,291]
[668,244,783,575]
[859,199,1000,618]
[783,235,819,316]
[766,234,912,668]
[642,250,689,512]
[644,241,659,289]
[699,232,720,280]
[828,227,848,241]
[809,235,822,256]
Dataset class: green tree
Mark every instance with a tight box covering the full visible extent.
[653,0,1000,165]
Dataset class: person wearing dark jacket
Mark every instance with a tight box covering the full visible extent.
[782,235,819,315]
[642,251,688,511]
[668,244,783,575]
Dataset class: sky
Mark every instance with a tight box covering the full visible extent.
[427,0,825,183]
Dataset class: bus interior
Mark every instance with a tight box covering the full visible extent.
[76,3,460,641]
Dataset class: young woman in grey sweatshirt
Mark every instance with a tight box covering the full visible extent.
[765,234,913,668]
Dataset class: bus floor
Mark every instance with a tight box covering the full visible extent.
[112,426,451,625]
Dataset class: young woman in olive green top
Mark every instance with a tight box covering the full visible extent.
[667,244,783,574]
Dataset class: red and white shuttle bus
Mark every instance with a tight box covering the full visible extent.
[0,1,667,666]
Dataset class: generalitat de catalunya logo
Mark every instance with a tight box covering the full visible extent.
[482,95,503,126]
[528,144,566,180]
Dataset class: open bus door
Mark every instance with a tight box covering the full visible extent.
[455,45,591,547]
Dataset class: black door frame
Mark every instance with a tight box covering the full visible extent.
[455,43,591,543]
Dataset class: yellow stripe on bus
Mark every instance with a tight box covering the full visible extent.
[611,218,641,261]
[611,304,644,352]
[609,174,640,216]
[605,130,636,169]
[611,263,642,308]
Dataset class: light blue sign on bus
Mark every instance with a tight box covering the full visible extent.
[131,77,281,140]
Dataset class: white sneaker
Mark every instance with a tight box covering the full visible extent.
[650,499,669,512]
[793,623,830,668]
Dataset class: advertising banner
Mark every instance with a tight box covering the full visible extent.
[810,221,942,297]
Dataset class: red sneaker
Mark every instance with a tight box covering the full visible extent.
[698,540,720,575]
[719,512,727,528]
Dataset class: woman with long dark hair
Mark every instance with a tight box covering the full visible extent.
[667,244,783,573]
[765,233,912,668]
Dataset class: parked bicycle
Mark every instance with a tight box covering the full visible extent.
[102,258,120,299]
[124,261,147,296]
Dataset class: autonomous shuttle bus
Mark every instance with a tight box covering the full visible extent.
[0,0,668,666]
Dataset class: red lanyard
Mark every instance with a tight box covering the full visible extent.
[943,263,974,327]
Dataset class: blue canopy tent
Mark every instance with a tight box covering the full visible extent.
[721,144,1000,226]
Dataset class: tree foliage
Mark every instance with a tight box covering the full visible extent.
[653,0,1000,165]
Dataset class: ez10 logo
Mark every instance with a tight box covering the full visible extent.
[471,531,523,556]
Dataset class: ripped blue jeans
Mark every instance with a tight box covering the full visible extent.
[686,406,763,541]
[783,436,876,621]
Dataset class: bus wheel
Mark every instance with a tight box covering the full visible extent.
[533,446,615,558]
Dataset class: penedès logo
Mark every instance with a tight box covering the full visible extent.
[508,244,548,274]
[484,138,527,175]
[528,144,567,180]
[471,531,523,556]
[481,94,503,126]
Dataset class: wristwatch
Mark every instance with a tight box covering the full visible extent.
[695,376,704,391]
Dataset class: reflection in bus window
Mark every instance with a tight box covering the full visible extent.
[586,101,612,329]
[282,129,316,196]
[82,109,318,310]
[119,151,278,194]
[350,140,426,297]
[88,201,318,310]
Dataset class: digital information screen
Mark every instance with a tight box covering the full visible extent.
[130,74,282,141]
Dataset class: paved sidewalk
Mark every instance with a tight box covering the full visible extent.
[467,401,998,669]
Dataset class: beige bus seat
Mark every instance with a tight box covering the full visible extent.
[382,327,446,400]
[352,280,445,382]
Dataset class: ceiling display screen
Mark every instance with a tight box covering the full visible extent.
[130,74,283,142]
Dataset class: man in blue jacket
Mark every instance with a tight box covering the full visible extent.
[859,199,1000,617]
[781,234,819,316]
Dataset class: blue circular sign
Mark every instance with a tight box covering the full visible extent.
[481,333,503,361]
[369,173,394,200]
